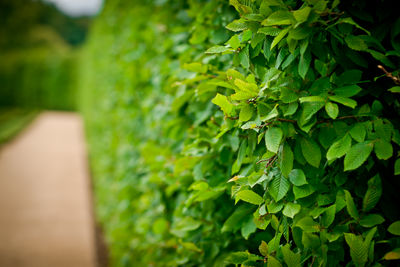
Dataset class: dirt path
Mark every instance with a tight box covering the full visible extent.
[0,112,97,267]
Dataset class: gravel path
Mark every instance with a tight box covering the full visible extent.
[0,112,97,267]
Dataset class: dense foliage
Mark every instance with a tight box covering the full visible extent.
[82,0,400,266]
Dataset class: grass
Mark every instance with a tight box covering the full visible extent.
[0,108,37,145]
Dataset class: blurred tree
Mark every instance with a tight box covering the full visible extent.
[0,0,90,49]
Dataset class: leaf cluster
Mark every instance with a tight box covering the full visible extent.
[82,0,400,266]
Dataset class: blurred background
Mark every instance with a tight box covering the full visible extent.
[0,1,104,266]
[0,0,101,143]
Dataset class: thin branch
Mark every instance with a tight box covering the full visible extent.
[377,65,400,85]
[317,115,363,124]
[277,118,296,123]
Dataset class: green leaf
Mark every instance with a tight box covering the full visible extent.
[205,45,231,54]
[279,143,293,178]
[288,169,307,186]
[326,134,352,161]
[388,86,400,93]
[226,251,262,264]
[236,190,264,205]
[181,241,202,253]
[282,202,301,218]
[344,233,369,267]
[259,241,268,257]
[241,216,257,239]
[299,96,325,103]
[222,206,253,232]
[238,47,250,69]
[321,204,336,228]
[267,256,282,267]
[350,123,366,142]
[267,201,284,213]
[226,34,241,50]
[345,35,368,51]
[374,139,393,160]
[239,105,253,122]
[362,175,382,212]
[226,19,247,32]
[300,137,321,168]
[183,62,207,73]
[258,27,281,36]
[297,216,319,232]
[334,85,362,97]
[232,139,247,174]
[281,244,301,267]
[384,249,400,260]
[262,10,294,26]
[212,93,234,115]
[395,158,400,175]
[374,119,393,142]
[261,104,279,121]
[302,232,320,249]
[345,190,359,220]
[298,50,311,79]
[271,27,290,50]
[269,173,290,202]
[325,102,339,119]
[265,127,283,153]
[234,79,258,94]
[329,95,357,109]
[388,221,400,236]
[298,102,324,127]
[344,141,374,171]
[171,217,202,237]
[293,7,311,23]
[335,17,370,35]
[359,214,384,228]
[293,184,315,199]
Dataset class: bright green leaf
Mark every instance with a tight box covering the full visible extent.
[212,93,234,115]
[269,173,290,202]
[281,244,301,267]
[265,127,283,153]
[325,102,339,119]
[236,190,264,205]
[345,190,359,220]
[388,221,400,236]
[344,141,374,171]
[329,95,357,109]
[288,169,307,186]
[282,202,301,218]
[374,139,393,160]
[327,134,352,161]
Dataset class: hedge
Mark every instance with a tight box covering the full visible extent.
[0,47,77,110]
[81,0,400,266]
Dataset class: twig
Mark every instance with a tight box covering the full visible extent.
[264,155,277,171]
[310,256,316,267]
[256,122,273,129]
[277,118,296,123]
[377,65,400,85]
[317,115,363,124]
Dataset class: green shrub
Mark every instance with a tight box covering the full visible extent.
[82,0,400,266]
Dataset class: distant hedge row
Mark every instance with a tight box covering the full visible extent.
[82,0,400,266]
[0,47,77,110]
